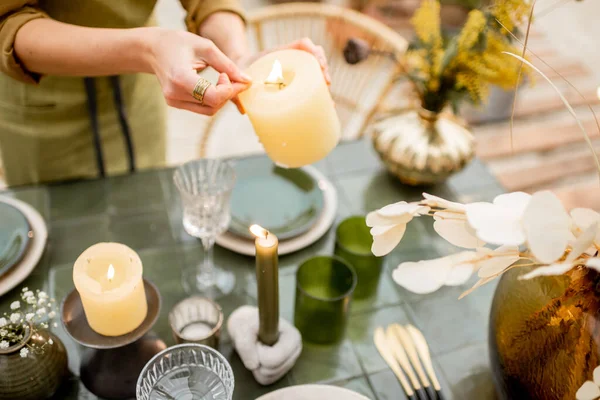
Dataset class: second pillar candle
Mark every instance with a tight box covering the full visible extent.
[250,225,279,345]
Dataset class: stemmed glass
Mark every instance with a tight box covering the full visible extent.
[174,159,236,298]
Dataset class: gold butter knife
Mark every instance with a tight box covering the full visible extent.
[406,324,445,400]
[373,327,417,400]
[386,325,429,400]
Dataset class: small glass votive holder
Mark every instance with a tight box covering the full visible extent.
[169,296,223,349]
[294,256,357,344]
[335,216,384,299]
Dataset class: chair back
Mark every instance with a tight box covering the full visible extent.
[200,2,407,158]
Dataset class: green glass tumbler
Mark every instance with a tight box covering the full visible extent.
[294,256,357,344]
[335,216,384,299]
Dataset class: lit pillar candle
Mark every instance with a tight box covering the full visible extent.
[250,225,279,345]
[239,49,341,168]
[73,243,147,336]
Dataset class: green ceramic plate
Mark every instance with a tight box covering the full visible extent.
[0,201,31,278]
[229,158,325,241]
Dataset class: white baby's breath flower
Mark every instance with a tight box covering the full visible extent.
[10,313,20,324]
[48,338,53,345]
[367,201,430,256]
[36,308,46,316]
[38,291,48,299]
[0,329,7,336]
[38,298,45,306]
[48,311,56,319]
[22,291,33,299]
[0,318,6,327]
[19,348,28,358]
[0,341,8,349]
[10,301,20,310]
[21,287,28,293]
[26,296,36,304]
[25,313,34,322]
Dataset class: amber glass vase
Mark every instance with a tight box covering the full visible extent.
[489,266,600,399]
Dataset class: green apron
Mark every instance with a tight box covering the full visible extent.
[0,0,166,186]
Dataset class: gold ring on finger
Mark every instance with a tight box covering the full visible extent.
[192,77,212,105]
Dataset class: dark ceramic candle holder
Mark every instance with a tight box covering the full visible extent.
[60,279,166,400]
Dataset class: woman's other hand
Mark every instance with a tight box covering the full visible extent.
[236,37,331,84]
[147,28,252,116]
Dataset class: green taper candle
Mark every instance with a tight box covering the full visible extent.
[250,224,280,345]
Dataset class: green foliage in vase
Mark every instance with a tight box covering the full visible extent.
[405,0,531,113]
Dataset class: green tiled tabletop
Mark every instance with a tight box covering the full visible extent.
[0,139,504,399]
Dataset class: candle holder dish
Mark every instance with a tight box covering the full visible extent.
[169,296,223,349]
[61,279,166,399]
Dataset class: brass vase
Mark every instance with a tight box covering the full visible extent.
[489,266,600,399]
[371,108,475,185]
[0,324,68,400]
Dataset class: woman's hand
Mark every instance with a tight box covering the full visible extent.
[236,38,331,84]
[231,38,331,114]
[147,28,252,116]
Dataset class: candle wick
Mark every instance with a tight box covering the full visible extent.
[263,81,286,89]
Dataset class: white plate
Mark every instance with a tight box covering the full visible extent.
[216,167,337,256]
[256,384,371,400]
[0,196,48,297]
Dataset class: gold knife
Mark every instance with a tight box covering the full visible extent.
[406,324,445,400]
[373,327,417,400]
[386,325,429,400]
[390,324,432,388]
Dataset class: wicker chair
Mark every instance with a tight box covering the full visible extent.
[199,2,408,159]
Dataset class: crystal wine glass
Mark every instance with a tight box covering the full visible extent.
[136,343,235,400]
[174,159,236,298]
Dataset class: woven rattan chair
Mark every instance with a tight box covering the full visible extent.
[199,2,408,159]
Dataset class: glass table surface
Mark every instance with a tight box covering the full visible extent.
[0,139,505,400]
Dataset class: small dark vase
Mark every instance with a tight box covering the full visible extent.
[0,324,68,400]
[489,266,600,399]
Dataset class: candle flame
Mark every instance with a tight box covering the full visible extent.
[107,264,115,281]
[250,224,269,239]
[264,60,284,85]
